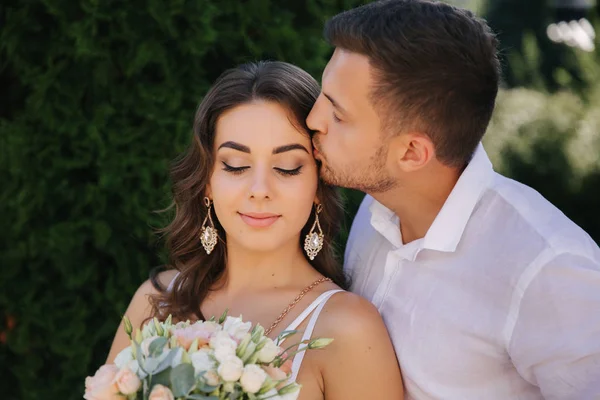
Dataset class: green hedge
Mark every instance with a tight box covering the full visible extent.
[0,1,363,398]
[484,0,599,93]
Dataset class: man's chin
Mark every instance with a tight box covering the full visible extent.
[318,166,344,187]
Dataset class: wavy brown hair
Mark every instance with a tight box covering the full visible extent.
[148,61,348,324]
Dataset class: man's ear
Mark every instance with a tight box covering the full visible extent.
[390,132,435,172]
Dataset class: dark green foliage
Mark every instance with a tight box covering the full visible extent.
[484,0,599,93]
[0,1,363,398]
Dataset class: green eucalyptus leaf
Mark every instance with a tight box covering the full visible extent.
[186,395,219,400]
[149,336,168,357]
[149,367,172,388]
[154,347,182,374]
[171,363,196,397]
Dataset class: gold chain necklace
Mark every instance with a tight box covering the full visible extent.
[264,276,332,336]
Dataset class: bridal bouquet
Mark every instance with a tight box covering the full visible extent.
[84,313,332,400]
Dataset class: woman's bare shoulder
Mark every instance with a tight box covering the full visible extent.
[311,291,404,399]
[318,291,385,335]
[105,269,179,363]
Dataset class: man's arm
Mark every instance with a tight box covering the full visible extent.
[507,252,600,399]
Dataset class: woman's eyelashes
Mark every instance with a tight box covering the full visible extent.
[274,166,302,176]
[221,162,249,175]
[221,161,303,176]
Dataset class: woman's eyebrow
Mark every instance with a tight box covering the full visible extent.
[217,142,309,155]
[272,144,309,154]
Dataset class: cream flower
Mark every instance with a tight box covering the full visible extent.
[217,355,244,382]
[113,347,133,369]
[190,348,216,375]
[257,338,282,363]
[223,316,252,342]
[210,331,238,363]
[240,364,268,393]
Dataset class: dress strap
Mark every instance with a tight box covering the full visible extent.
[287,289,345,383]
[278,289,343,344]
[166,271,180,292]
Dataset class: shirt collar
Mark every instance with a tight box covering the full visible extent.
[368,143,494,254]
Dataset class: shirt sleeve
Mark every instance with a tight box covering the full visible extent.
[343,195,373,283]
[508,252,600,399]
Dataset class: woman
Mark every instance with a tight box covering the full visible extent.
[106,61,404,399]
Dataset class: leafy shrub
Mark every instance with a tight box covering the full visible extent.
[0,1,362,398]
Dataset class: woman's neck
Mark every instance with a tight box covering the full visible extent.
[216,239,315,297]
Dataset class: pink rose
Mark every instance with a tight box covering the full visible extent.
[115,366,141,395]
[280,359,293,376]
[149,384,175,400]
[172,322,219,350]
[262,365,288,382]
[84,364,124,400]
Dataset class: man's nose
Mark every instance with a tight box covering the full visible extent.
[307,94,327,135]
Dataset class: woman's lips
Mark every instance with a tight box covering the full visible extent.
[238,212,281,228]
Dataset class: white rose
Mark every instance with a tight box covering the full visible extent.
[223,316,252,341]
[213,346,235,364]
[114,346,133,369]
[210,331,238,363]
[217,356,244,382]
[240,364,267,394]
[257,338,282,363]
[202,320,223,333]
[125,359,143,378]
[191,348,216,375]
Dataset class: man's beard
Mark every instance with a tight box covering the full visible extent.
[317,145,397,193]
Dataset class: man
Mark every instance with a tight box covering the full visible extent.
[307,0,600,398]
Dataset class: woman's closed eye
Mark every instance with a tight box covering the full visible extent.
[222,162,249,175]
[274,166,302,176]
[222,162,303,177]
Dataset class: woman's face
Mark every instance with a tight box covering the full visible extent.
[207,101,318,254]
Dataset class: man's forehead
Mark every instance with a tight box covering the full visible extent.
[322,49,372,101]
[324,49,371,76]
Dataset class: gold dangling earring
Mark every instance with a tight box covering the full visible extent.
[200,197,218,255]
[304,203,324,261]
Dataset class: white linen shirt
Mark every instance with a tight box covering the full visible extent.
[344,144,600,399]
